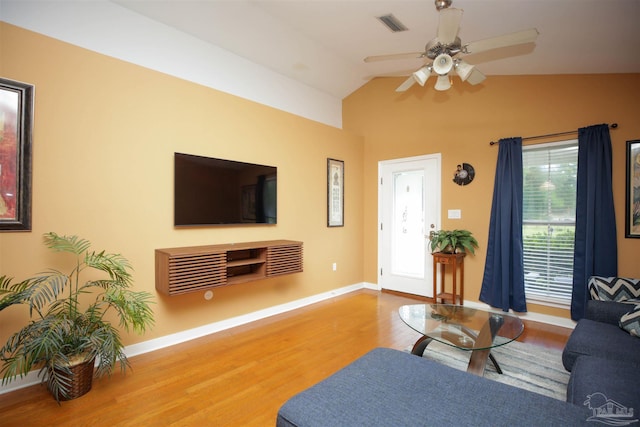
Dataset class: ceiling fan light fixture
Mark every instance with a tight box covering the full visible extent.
[434,75,451,91]
[432,53,454,75]
[455,60,474,81]
[434,0,452,11]
[367,0,537,95]
[413,65,432,86]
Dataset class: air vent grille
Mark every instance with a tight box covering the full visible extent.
[377,14,408,33]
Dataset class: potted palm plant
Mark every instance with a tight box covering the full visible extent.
[429,229,479,255]
[0,232,154,402]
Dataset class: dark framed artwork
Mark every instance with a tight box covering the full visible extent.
[626,140,640,238]
[0,78,33,231]
[327,158,344,227]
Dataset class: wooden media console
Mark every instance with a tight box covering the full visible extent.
[155,240,303,295]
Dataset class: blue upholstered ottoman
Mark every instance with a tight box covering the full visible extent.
[276,348,590,427]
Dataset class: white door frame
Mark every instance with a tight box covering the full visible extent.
[377,154,441,296]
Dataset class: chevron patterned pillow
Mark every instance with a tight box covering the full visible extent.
[620,304,640,337]
[588,276,640,302]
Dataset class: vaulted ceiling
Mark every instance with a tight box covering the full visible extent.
[113,0,640,99]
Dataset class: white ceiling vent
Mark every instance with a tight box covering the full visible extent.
[376,14,408,33]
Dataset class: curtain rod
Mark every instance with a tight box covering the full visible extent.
[489,123,618,146]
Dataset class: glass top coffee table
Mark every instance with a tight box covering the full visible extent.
[398,304,525,376]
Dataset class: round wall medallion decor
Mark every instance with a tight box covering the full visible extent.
[453,163,475,186]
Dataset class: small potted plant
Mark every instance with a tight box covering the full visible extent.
[0,232,154,402]
[429,229,479,255]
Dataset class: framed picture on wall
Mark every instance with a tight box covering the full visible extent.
[0,78,34,231]
[327,158,344,227]
[626,140,640,238]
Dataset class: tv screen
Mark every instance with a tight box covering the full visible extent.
[174,153,277,226]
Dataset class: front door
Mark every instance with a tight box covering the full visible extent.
[378,155,441,297]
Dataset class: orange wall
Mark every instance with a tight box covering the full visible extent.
[343,73,640,318]
[0,23,364,345]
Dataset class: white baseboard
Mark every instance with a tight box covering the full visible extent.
[0,370,41,395]
[0,282,366,395]
[0,282,574,395]
[363,281,380,291]
[124,282,366,357]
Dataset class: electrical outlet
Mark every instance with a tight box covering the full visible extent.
[332,263,337,271]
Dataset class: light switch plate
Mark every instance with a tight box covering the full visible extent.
[448,209,462,219]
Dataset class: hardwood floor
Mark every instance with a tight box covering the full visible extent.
[0,290,572,426]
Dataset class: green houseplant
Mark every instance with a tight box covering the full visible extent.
[429,229,479,255]
[0,232,154,402]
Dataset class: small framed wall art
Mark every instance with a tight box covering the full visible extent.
[0,77,34,231]
[626,139,640,238]
[327,158,344,227]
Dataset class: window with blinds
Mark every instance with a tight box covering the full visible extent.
[522,140,578,305]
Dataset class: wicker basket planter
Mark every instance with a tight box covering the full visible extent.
[49,358,95,401]
[0,233,154,404]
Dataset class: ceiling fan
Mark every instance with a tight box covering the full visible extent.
[364,0,539,92]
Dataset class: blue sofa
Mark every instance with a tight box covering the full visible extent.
[563,276,640,371]
[562,277,640,419]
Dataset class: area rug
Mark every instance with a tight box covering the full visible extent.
[408,339,570,401]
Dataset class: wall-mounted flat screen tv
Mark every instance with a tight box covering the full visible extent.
[174,152,277,226]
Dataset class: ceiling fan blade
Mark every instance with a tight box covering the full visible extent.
[437,7,463,44]
[464,28,539,54]
[466,68,486,85]
[364,52,424,63]
[396,76,417,92]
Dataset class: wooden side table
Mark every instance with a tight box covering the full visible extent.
[432,252,466,305]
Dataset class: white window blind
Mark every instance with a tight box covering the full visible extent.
[522,140,578,304]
